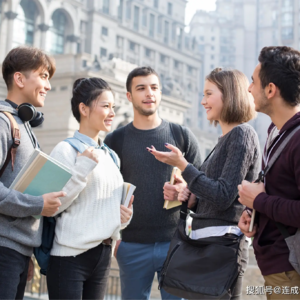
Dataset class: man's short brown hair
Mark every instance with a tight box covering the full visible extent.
[206,68,256,125]
[126,66,161,93]
[2,46,56,90]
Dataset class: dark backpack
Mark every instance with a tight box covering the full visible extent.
[109,122,187,171]
[34,137,119,275]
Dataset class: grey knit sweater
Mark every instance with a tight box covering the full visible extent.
[182,123,260,230]
[105,120,202,243]
[0,101,44,257]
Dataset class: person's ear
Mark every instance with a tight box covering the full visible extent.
[126,92,133,103]
[13,72,25,89]
[79,103,89,117]
[264,83,277,99]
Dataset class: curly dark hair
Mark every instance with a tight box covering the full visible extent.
[258,46,300,106]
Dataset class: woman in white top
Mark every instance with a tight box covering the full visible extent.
[46,77,133,300]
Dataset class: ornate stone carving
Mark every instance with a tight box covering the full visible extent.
[66,34,80,43]
[5,11,18,20]
[38,24,50,32]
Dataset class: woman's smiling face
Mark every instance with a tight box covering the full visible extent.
[84,91,115,132]
[201,80,224,123]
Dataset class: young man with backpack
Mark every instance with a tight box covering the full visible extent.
[238,46,300,299]
[0,46,65,300]
[104,66,202,299]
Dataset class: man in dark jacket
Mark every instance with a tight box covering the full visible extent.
[238,46,300,299]
[0,47,64,300]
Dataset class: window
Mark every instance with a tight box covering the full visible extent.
[129,41,136,51]
[103,0,110,14]
[102,26,108,36]
[174,60,180,69]
[13,0,38,47]
[167,3,172,15]
[172,23,176,41]
[0,0,3,25]
[211,55,214,59]
[80,21,87,33]
[187,66,193,74]
[211,64,214,70]
[281,27,293,40]
[157,16,162,34]
[154,0,159,8]
[282,0,294,11]
[47,10,67,54]
[200,36,204,41]
[134,6,139,31]
[211,46,215,50]
[142,8,147,26]
[160,54,166,63]
[211,36,215,41]
[145,47,152,57]
[117,36,123,47]
[198,44,205,52]
[282,12,293,27]
[0,0,3,27]
[149,14,155,37]
[100,47,107,57]
[185,36,190,49]
[118,0,124,20]
[126,1,131,19]
[177,28,183,50]
[164,21,169,44]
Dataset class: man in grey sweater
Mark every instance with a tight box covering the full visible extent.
[104,67,201,299]
[0,47,64,299]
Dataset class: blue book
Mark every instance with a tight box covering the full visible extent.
[10,149,72,217]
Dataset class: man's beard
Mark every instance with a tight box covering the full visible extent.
[132,103,158,116]
[255,93,272,115]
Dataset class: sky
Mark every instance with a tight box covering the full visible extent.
[185,0,216,25]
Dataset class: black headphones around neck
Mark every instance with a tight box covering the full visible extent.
[5,99,44,127]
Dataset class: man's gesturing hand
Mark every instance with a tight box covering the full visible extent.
[41,191,66,216]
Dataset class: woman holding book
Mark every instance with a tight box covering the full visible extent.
[46,77,133,300]
[148,68,260,300]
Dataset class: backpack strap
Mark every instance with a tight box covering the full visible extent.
[257,125,300,238]
[169,123,187,156]
[103,142,119,168]
[110,126,126,171]
[64,138,119,169]
[0,112,21,177]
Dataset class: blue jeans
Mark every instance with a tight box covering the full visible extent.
[116,241,182,300]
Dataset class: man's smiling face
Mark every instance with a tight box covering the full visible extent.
[127,74,162,116]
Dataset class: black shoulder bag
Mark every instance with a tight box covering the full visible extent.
[159,148,245,299]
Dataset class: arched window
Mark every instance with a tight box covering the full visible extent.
[48,10,67,54]
[12,0,38,47]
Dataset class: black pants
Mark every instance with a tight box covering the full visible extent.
[47,243,112,300]
[0,246,30,300]
[230,237,249,300]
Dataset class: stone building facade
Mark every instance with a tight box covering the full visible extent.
[0,0,218,157]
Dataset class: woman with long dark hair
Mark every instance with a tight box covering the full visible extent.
[46,77,133,299]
